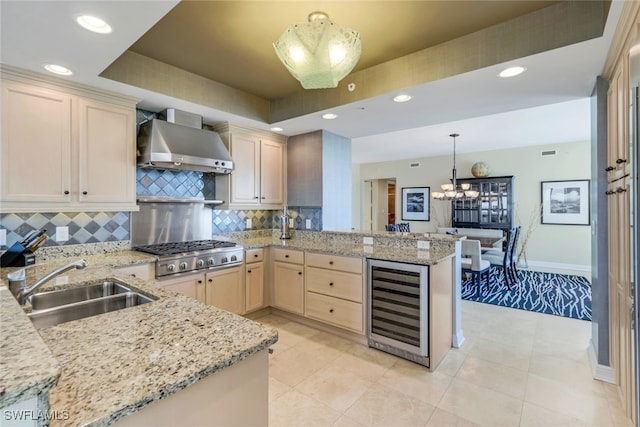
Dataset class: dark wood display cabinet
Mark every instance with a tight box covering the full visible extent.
[451,176,514,230]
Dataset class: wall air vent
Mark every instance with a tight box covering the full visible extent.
[540,149,557,157]
[409,162,420,168]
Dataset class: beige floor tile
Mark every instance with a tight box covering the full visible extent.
[455,355,528,400]
[438,378,523,427]
[331,345,397,382]
[344,383,436,427]
[425,408,482,427]
[520,401,598,427]
[269,376,292,402]
[535,316,591,347]
[435,349,467,377]
[296,365,374,412]
[467,336,532,372]
[479,315,537,350]
[524,373,613,425]
[270,389,342,427]
[378,357,453,406]
[528,352,605,397]
[532,337,591,364]
[269,344,334,387]
[332,415,366,427]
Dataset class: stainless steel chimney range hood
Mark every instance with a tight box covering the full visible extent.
[137,109,234,174]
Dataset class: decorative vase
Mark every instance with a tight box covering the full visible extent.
[471,162,491,178]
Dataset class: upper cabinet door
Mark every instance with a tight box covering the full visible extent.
[1,82,72,203]
[260,138,284,205]
[230,132,261,205]
[78,98,135,204]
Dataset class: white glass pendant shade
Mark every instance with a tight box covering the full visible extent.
[441,183,454,191]
[461,183,471,190]
[273,12,361,89]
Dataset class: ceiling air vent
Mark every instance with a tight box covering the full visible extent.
[409,162,420,168]
[540,149,557,157]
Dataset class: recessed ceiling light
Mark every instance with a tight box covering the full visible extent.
[43,64,73,76]
[499,66,526,78]
[393,94,412,103]
[270,127,283,132]
[76,15,112,34]
[322,113,338,120]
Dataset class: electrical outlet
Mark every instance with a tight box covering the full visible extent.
[363,236,374,245]
[306,219,312,229]
[246,218,252,229]
[417,240,430,250]
[289,218,294,228]
[55,275,69,285]
[0,229,6,246]
[55,226,69,242]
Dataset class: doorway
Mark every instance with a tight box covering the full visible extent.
[363,178,396,232]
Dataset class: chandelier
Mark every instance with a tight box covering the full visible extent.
[432,133,480,200]
[273,11,361,89]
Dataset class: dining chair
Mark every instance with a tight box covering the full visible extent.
[481,226,520,289]
[396,222,410,232]
[461,239,491,296]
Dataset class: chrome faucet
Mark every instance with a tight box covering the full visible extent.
[10,259,88,305]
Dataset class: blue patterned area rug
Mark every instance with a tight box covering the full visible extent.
[461,266,592,321]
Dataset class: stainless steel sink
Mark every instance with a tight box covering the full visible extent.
[28,280,132,310]
[26,280,157,329]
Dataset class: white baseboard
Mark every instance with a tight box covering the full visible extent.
[587,340,616,384]
[452,330,465,349]
[520,260,592,279]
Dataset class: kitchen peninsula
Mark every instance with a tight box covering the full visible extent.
[1,229,460,426]
[0,252,278,427]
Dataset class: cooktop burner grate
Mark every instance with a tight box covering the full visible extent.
[135,239,236,256]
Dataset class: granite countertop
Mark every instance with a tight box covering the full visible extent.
[0,253,278,427]
[234,235,456,265]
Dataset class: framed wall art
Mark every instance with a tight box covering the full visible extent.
[401,187,430,221]
[540,180,590,225]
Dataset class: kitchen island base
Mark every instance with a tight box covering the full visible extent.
[112,350,268,427]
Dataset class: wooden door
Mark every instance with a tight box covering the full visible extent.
[245,261,265,313]
[259,138,284,205]
[206,267,243,314]
[230,132,260,205]
[78,98,135,204]
[272,261,304,314]
[1,81,72,203]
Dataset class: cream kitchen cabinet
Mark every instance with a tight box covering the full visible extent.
[214,123,286,209]
[0,69,137,213]
[245,248,265,313]
[155,273,206,303]
[271,248,304,315]
[206,266,244,315]
[304,252,365,334]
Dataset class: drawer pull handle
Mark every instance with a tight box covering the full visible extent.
[247,269,252,273]
[329,261,334,265]
[605,190,615,195]
[329,282,334,286]
[298,271,302,275]
[606,166,615,171]
[198,280,203,284]
[208,279,213,283]
[64,190,70,195]
[329,308,334,313]
[616,187,627,193]
[616,158,628,164]
[82,191,88,195]
[285,254,289,258]
[254,254,259,258]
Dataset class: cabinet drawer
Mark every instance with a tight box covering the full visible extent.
[272,248,304,264]
[245,248,264,263]
[306,267,363,303]
[305,252,363,274]
[306,292,363,333]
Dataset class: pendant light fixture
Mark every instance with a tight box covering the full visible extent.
[273,11,361,89]
[432,134,480,200]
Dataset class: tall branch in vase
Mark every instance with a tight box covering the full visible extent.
[516,203,542,268]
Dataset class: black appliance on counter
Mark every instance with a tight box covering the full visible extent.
[0,229,47,267]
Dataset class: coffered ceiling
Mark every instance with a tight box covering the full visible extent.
[0,1,624,163]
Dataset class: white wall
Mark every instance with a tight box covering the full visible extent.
[353,140,592,270]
